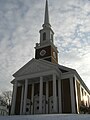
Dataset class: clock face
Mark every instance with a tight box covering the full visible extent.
[40,49,46,56]
[53,52,56,59]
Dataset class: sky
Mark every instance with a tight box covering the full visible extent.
[0,0,90,91]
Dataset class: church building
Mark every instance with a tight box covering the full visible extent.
[11,0,90,115]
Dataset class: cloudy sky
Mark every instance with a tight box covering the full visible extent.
[0,0,90,91]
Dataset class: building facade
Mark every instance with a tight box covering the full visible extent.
[11,0,90,115]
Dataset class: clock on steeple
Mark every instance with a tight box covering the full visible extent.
[35,0,58,64]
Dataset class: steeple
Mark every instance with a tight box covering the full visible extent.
[35,0,58,64]
[43,0,51,28]
[39,0,54,45]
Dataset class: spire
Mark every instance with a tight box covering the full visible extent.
[44,0,49,24]
[43,0,51,28]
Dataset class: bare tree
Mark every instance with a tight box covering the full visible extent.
[0,90,12,105]
[0,90,12,115]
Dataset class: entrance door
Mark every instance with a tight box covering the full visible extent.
[48,96,53,113]
[33,95,40,114]
[26,99,31,115]
[33,95,46,114]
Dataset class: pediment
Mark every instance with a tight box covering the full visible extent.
[13,58,56,77]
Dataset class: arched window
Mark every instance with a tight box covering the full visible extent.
[43,32,46,41]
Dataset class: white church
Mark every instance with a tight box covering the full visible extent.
[11,0,90,115]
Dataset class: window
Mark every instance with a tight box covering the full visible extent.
[51,34,53,40]
[43,32,46,41]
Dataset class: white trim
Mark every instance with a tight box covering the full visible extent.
[15,70,60,81]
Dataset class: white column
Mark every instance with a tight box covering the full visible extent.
[58,79,62,113]
[70,77,76,113]
[20,85,24,115]
[75,77,79,113]
[23,79,28,114]
[11,80,18,115]
[31,83,34,114]
[39,76,43,113]
[46,81,48,114]
[53,73,57,113]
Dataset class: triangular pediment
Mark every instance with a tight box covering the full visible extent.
[13,58,58,77]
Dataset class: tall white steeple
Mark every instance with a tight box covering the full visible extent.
[39,0,54,46]
[35,0,58,64]
[43,0,51,28]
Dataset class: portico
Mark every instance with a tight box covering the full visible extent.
[11,65,62,115]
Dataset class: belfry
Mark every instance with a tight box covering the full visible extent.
[11,0,90,115]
